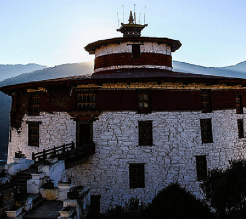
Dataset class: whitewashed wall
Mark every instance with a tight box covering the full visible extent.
[7,109,246,212]
[66,109,246,212]
[7,112,76,163]
[95,42,172,58]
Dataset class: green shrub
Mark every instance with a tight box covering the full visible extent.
[139,183,214,219]
[201,159,246,219]
[87,183,214,219]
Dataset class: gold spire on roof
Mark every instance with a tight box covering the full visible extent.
[128,11,134,24]
[117,11,148,38]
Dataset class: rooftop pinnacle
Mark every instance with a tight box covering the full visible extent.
[117,11,148,38]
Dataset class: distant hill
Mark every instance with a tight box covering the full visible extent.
[0,61,94,87]
[0,63,46,81]
[0,60,246,162]
[173,61,246,78]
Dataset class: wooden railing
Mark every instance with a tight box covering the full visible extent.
[32,142,75,162]
[32,142,95,163]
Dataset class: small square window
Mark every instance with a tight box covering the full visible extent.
[28,122,40,146]
[139,121,152,146]
[138,91,151,113]
[200,119,213,143]
[238,119,244,138]
[196,155,207,181]
[201,90,212,113]
[129,164,145,188]
[236,95,243,114]
[29,95,40,115]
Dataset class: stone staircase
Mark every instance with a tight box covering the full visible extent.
[15,167,38,193]
[4,156,91,218]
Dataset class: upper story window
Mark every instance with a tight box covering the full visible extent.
[138,91,151,113]
[196,155,207,181]
[200,119,213,143]
[29,95,40,115]
[236,95,243,114]
[139,121,153,146]
[77,89,96,110]
[132,44,140,58]
[201,90,212,113]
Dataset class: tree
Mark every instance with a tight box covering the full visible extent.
[201,159,246,219]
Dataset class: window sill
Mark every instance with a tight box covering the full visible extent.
[137,110,151,114]
[138,145,153,147]
[28,145,39,147]
[202,141,213,144]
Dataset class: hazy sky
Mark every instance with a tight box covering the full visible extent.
[1,0,246,67]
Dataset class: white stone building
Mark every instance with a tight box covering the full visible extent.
[1,12,246,212]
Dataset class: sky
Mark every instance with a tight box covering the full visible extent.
[0,0,246,68]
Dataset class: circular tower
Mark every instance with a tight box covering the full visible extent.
[85,11,181,77]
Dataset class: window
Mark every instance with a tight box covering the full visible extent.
[139,121,152,146]
[138,91,151,113]
[77,90,96,110]
[0,194,3,208]
[90,195,101,214]
[200,119,213,143]
[196,156,207,181]
[236,95,243,114]
[28,122,41,146]
[129,164,145,188]
[201,90,211,112]
[238,119,244,138]
[132,44,140,58]
[29,95,40,115]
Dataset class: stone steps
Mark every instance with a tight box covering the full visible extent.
[15,167,38,192]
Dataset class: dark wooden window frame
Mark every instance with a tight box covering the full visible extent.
[26,121,41,147]
[77,89,96,110]
[76,121,93,147]
[196,155,207,181]
[200,119,213,143]
[236,95,243,114]
[139,121,153,146]
[129,163,145,188]
[138,90,151,113]
[238,119,244,138]
[132,44,141,58]
[201,90,212,113]
[29,94,40,115]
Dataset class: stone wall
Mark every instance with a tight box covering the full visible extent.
[7,112,76,163]
[7,109,246,212]
[66,109,246,212]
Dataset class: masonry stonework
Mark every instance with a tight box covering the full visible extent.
[8,112,76,163]
[65,109,246,212]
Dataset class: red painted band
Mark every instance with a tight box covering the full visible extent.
[94,53,172,69]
